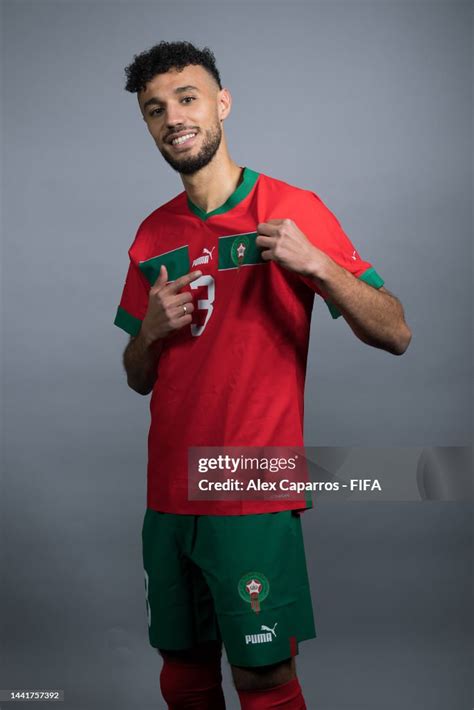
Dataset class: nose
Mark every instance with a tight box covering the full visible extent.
[164,102,188,128]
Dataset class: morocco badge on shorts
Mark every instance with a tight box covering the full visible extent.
[238,572,270,614]
[231,235,249,269]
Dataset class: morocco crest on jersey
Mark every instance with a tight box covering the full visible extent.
[238,572,270,613]
[231,235,249,268]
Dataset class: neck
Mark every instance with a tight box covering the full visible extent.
[180,149,243,214]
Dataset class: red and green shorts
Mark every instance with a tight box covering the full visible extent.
[141,509,317,667]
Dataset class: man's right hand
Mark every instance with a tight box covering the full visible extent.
[140,265,202,345]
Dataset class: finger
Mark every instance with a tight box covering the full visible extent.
[257,221,282,236]
[260,249,274,261]
[255,234,275,248]
[171,312,194,330]
[171,302,195,318]
[152,264,168,289]
[178,314,193,328]
[166,270,202,294]
[170,291,194,307]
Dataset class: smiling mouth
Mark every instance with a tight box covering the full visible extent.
[169,132,197,149]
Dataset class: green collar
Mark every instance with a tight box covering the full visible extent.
[187,167,259,221]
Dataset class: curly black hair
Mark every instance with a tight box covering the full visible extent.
[124,40,222,93]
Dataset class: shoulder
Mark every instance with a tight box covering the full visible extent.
[137,190,188,233]
[256,170,332,219]
[257,170,325,207]
[128,190,188,256]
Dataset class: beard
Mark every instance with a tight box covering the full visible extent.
[159,119,222,176]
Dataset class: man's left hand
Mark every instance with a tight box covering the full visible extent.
[256,219,328,278]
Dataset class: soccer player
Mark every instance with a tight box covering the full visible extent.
[114,41,411,710]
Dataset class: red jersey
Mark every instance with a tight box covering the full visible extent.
[114,167,384,514]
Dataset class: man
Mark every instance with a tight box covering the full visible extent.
[114,40,411,709]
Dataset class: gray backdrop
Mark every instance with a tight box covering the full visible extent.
[1,1,472,709]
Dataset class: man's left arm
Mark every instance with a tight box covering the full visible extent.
[312,258,411,355]
[256,218,412,356]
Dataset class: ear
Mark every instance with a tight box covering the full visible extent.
[217,87,232,122]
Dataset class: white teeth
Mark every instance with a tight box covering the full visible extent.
[171,133,196,145]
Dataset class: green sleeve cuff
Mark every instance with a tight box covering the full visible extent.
[114,306,142,336]
[325,267,385,319]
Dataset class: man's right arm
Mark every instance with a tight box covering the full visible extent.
[121,264,202,395]
[123,331,163,395]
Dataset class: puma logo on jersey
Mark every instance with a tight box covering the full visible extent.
[351,250,358,261]
[192,246,215,267]
[245,623,278,645]
[261,622,278,638]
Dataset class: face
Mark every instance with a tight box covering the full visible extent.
[138,64,231,175]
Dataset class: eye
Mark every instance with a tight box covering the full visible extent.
[181,96,196,104]
[149,107,164,117]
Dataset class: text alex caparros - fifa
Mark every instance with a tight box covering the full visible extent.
[197,478,381,493]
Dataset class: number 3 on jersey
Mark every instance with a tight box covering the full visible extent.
[190,274,215,337]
